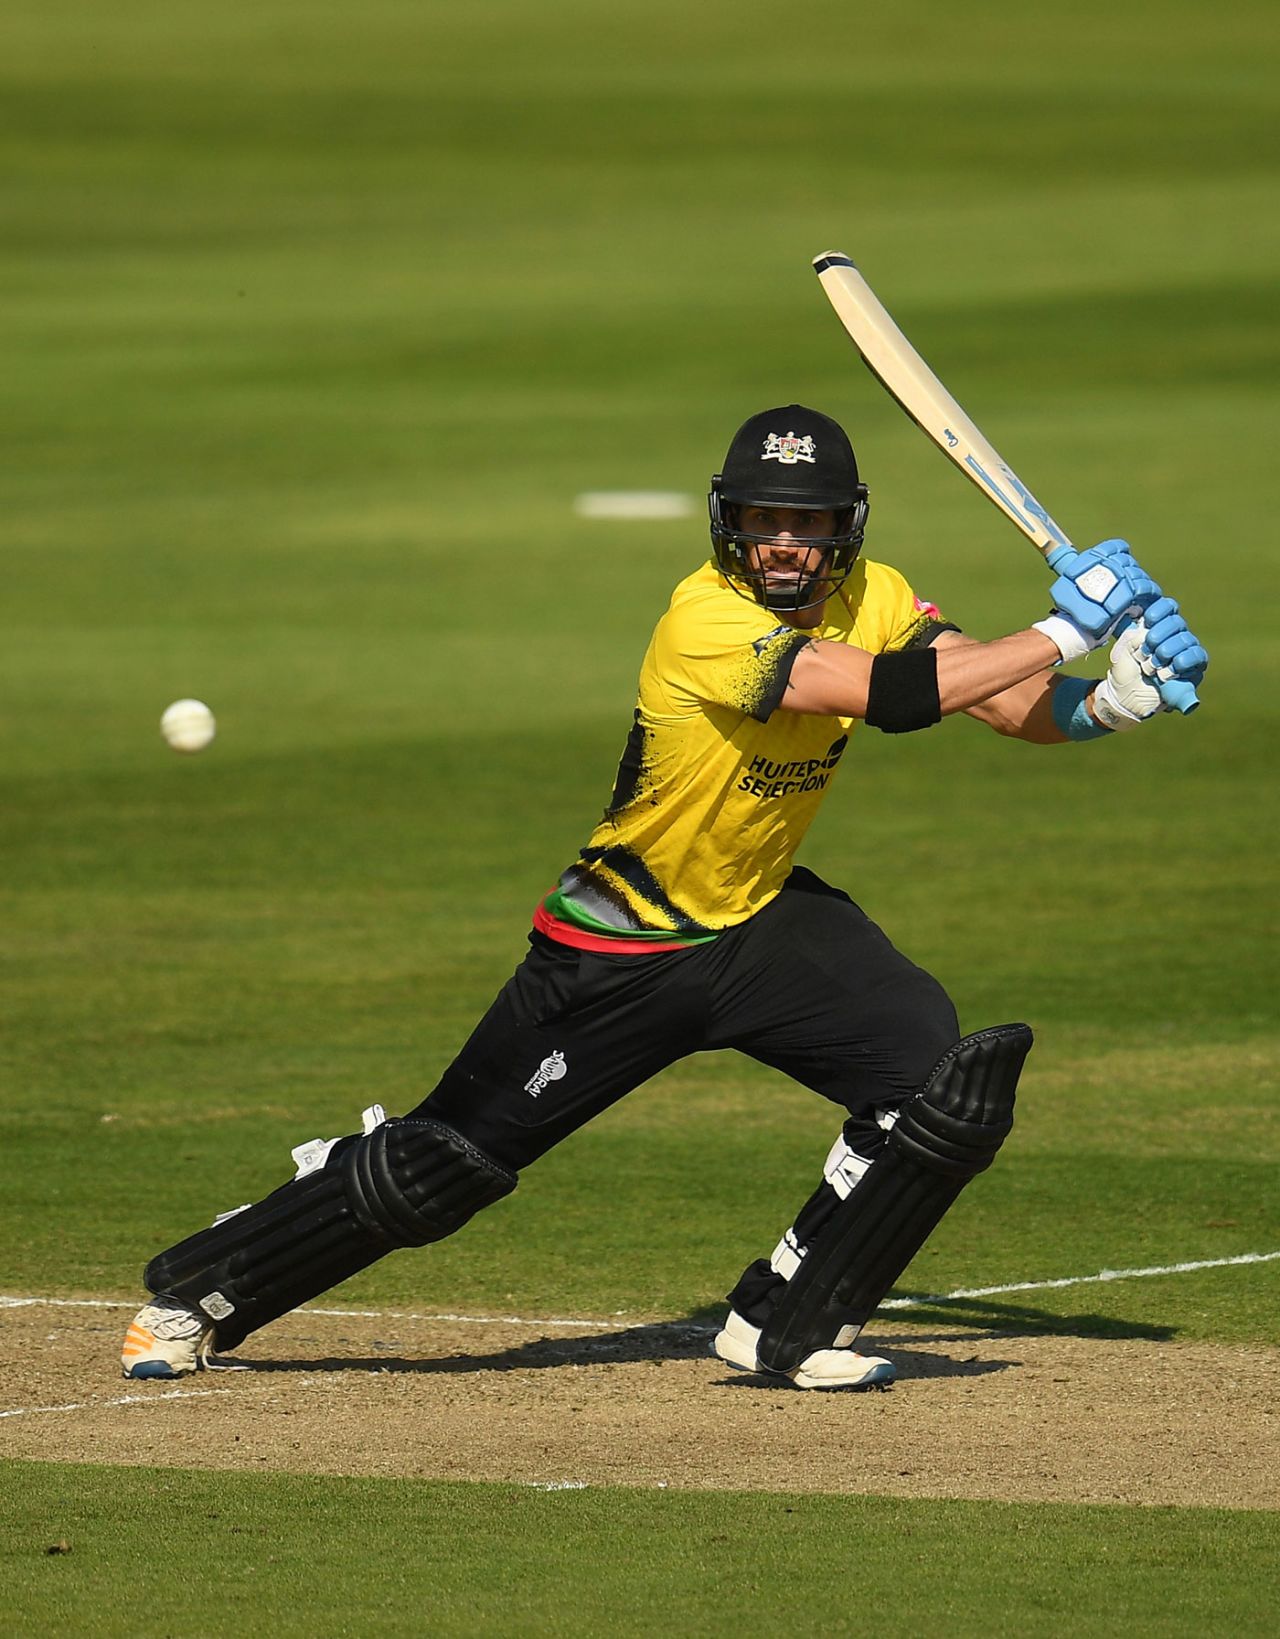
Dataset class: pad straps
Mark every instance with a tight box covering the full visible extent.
[757,1024,1032,1374]
[145,1119,517,1350]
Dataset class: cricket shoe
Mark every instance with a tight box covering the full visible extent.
[121,1299,243,1380]
[712,1309,895,1391]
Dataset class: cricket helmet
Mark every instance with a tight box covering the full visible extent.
[709,404,869,611]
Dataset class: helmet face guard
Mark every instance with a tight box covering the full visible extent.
[707,404,870,613]
[708,487,869,612]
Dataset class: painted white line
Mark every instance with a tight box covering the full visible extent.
[0,1296,135,1311]
[0,1294,642,1331]
[0,1386,231,1421]
[880,1250,1280,1311]
[4,1250,1276,1335]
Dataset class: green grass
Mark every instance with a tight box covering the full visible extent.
[5,1462,1278,1638]
[1,0,1277,1629]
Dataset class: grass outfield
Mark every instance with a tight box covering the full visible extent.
[6,1464,1280,1638]
[2,0,1277,1630]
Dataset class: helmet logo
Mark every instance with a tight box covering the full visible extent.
[761,431,816,465]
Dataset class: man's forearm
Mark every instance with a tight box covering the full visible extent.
[963,666,1067,741]
[784,627,1063,720]
[934,630,1063,716]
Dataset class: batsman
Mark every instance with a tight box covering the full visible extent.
[123,404,1207,1390]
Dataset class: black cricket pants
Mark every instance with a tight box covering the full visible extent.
[413,867,958,1171]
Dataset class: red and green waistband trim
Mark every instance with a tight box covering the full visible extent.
[532,887,719,954]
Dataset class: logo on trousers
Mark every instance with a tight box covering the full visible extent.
[524,1050,567,1098]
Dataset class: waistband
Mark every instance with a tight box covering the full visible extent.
[532,894,714,954]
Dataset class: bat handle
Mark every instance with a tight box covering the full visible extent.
[1157,677,1200,715]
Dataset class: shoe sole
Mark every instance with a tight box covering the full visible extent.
[121,1359,189,1380]
[791,1359,895,1391]
[712,1330,895,1392]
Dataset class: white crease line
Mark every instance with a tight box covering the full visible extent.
[0,1295,645,1331]
[0,1386,232,1421]
[0,1368,474,1425]
[1,1296,136,1311]
[880,1250,1280,1311]
[4,1250,1277,1335]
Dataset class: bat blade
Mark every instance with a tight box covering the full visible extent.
[813,251,1200,714]
[813,251,1073,561]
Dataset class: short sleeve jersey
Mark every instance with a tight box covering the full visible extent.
[567,558,948,937]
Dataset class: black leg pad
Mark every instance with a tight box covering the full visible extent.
[757,1023,1032,1374]
[144,1119,516,1350]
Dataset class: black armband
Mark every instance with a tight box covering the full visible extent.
[864,647,942,733]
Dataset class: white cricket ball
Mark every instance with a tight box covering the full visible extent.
[160,698,217,754]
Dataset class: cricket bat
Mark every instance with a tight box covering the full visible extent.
[812,251,1198,713]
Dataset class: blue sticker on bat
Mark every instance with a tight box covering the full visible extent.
[1005,472,1071,549]
[963,456,1070,547]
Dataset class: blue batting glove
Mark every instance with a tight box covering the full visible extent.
[1142,595,1180,627]
[1037,539,1162,663]
[1048,539,1160,635]
[1151,630,1202,667]
[1142,635,1209,687]
[1100,547,1163,611]
[1143,600,1188,651]
[1135,597,1209,690]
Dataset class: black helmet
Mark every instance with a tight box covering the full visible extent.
[708,404,869,611]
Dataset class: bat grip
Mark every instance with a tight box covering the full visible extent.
[1158,677,1200,715]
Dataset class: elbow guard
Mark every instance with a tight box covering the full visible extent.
[864,647,942,733]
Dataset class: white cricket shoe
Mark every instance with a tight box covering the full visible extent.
[121,1299,241,1380]
[713,1309,895,1391]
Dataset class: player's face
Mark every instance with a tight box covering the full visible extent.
[739,505,839,628]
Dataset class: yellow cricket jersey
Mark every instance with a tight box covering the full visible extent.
[547,558,950,942]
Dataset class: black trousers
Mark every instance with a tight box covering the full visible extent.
[411,868,959,1325]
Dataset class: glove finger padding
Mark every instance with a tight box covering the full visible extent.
[1145,615,1192,655]
[1149,628,1198,664]
[1142,596,1180,631]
